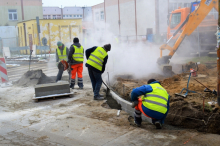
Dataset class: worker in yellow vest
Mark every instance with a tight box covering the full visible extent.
[68,38,84,89]
[85,44,111,100]
[130,79,170,129]
[56,41,69,82]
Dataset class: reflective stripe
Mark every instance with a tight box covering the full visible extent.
[74,57,84,59]
[90,54,103,63]
[98,50,104,55]
[144,99,167,108]
[88,58,102,67]
[78,81,83,83]
[134,113,141,118]
[145,94,168,102]
[135,109,141,114]
[74,53,83,55]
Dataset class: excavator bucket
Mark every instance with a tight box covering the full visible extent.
[157,56,173,77]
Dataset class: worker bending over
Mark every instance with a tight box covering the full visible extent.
[68,38,84,89]
[56,41,69,82]
[131,79,170,129]
[86,44,111,100]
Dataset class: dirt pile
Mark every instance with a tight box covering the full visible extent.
[182,62,217,76]
[14,70,55,87]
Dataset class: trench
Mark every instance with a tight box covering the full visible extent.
[102,72,220,134]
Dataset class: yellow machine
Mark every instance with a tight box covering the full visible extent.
[157,0,218,74]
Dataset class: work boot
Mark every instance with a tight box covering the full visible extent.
[134,117,142,127]
[79,86,83,90]
[155,121,162,129]
[98,94,105,97]
[69,84,74,89]
[94,96,105,100]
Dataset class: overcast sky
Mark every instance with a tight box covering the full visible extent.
[42,0,104,7]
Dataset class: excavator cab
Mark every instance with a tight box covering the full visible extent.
[157,0,218,76]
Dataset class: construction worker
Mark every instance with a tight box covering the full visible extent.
[131,79,170,129]
[68,37,84,89]
[56,41,69,82]
[86,44,111,100]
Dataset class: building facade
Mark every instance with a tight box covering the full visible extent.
[0,0,43,26]
[43,6,92,21]
[92,0,218,41]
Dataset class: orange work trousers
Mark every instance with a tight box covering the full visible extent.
[71,63,83,79]
[135,98,153,119]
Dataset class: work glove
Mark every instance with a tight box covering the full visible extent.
[131,101,139,108]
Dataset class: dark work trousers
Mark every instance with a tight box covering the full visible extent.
[56,69,70,82]
[88,67,102,97]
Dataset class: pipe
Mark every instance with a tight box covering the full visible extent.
[118,0,121,36]
[21,0,24,20]
[218,0,220,106]
[104,0,106,26]
[134,0,137,40]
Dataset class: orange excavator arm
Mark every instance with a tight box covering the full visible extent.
[158,0,218,65]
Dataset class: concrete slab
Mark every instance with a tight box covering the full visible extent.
[35,81,70,97]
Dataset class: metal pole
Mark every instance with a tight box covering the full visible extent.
[104,0,106,29]
[217,0,220,106]
[197,27,201,57]
[135,0,137,41]
[118,0,121,36]
[0,38,3,57]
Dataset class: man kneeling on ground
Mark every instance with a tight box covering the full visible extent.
[130,79,170,129]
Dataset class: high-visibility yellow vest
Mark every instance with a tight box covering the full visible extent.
[86,47,108,71]
[142,83,169,114]
[57,47,67,61]
[72,45,84,62]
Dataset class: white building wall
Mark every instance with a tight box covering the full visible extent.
[137,0,156,35]
[105,3,119,36]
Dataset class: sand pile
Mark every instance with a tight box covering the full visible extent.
[14,70,55,87]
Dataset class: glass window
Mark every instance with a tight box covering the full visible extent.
[48,15,51,19]
[66,15,69,17]
[80,15,82,17]
[100,11,104,20]
[8,9,17,20]
[53,15,57,19]
[170,12,181,29]
[74,15,76,17]
[77,15,79,17]
[69,15,72,17]
[43,15,47,19]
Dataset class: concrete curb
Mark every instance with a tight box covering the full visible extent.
[103,81,151,123]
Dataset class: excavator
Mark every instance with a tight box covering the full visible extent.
[157,0,218,75]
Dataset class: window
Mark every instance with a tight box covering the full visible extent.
[8,9,17,20]
[57,15,61,19]
[48,15,51,19]
[63,15,65,17]
[100,11,104,20]
[80,15,82,17]
[69,15,72,17]
[43,15,47,19]
[170,12,181,29]
[53,15,57,19]
[66,15,69,17]
[74,15,76,17]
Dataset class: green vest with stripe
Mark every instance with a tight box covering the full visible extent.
[86,47,108,71]
[72,45,84,62]
[142,83,169,114]
[57,47,67,61]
